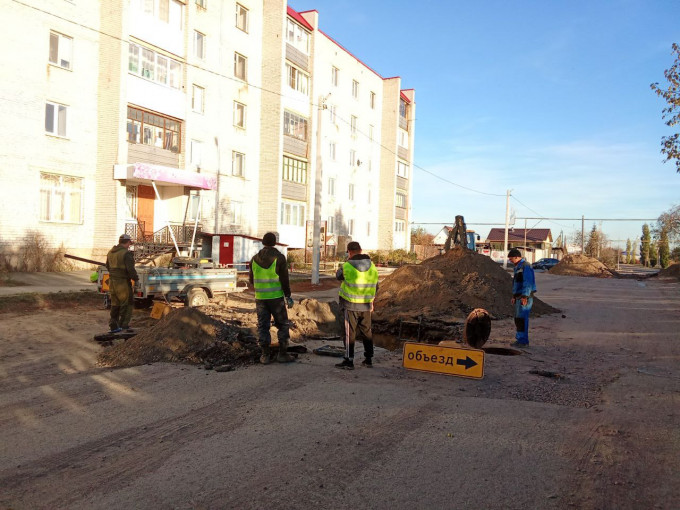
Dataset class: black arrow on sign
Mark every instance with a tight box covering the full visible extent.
[457,356,478,370]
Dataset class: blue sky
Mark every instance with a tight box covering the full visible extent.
[291,0,680,247]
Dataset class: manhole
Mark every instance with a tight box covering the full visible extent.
[482,347,522,356]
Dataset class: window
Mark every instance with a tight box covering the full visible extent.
[192,85,204,113]
[327,215,335,234]
[348,219,354,236]
[286,63,309,95]
[190,140,203,167]
[348,183,355,201]
[236,3,248,32]
[229,201,242,225]
[395,220,405,232]
[367,187,371,204]
[129,43,182,89]
[350,115,357,136]
[368,124,374,142]
[329,142,336,161]
[349,150,356,166]
[329,105,337,124]
[283,111,308,141]
[352,80,359,99]
[45,101,67,137]
[286,19,309,54]
[327,177,335,196]
[49,31,72,70]
[399,128,409,148]
[233,101,246,128]
[400,98,407,119]
[397,161,409,178]
[282,156,307,184]
[370,91,376,109]
[331,66,338,86]
[194,31,205,59]
[196,0,206,8]
[127,106,181,153]
[366,221,371,237]
[187,192,201,221]
[138,0,182,27]
[396,192,407,208]
[234,52,247,80]
[40,173,83,223]
[232,151,245,177]
[280,201,305,226]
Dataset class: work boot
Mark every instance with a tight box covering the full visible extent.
[361,357,373,368]
[277,340,295,363]
[260,345,272,365]
[335,358,354,370]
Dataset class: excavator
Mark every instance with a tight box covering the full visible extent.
[443,215,478,251]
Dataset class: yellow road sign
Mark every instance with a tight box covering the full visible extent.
[402,342,484,379]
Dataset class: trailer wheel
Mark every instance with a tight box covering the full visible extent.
[186,288,209,307]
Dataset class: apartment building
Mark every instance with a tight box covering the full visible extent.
[0,0,414,263]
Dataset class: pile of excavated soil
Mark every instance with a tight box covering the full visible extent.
[658,263,680,279]
[549,254,615,278]
[373,247,558,328]
[97,307,259,368]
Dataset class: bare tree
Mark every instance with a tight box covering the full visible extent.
[650,43,680,173]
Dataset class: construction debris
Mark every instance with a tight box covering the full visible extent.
[549,254,615,278]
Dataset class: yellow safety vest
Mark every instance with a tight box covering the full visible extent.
[252,260,284,300]
[339,261,378,304]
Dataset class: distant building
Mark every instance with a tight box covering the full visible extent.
[483,228,555,263]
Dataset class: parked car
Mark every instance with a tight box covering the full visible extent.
[532,258,559,270]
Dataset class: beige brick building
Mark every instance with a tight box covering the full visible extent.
[0,0,414,263]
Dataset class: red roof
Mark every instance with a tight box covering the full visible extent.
[485,228,552,243]
[287,6,314,31]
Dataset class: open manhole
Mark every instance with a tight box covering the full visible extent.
[482,347,522,356]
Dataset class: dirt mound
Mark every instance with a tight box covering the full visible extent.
[97,307,258,368]
[658,263,680,279]
[549,254,614,278]
[373,247,557,328]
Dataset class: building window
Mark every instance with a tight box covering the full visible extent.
[236,3,248,32]
[282,156,307,184]
[234,52,247,80]
[232,151,245,177]
[396,191,407,208]
[327,215,335,234]
[230,201,242,225]
[196,0,207,8]
[190,140,202,167]
[286,63,309,95]
[329,105,337,124]
[367,187,371,204]
[399,128,409,148]
[49,31,72,70]
[348,183,355,201]
[331,66,338,86]
[329,142,336,160]
[349,150,356,166]
[45,101,67,137]
[187,192,201,221]
[127,105,181,153]
[350,115,357,136]
[139,0,183,27]
[352,80,359,99]
[192,85,204,113]
[286,19,309,54]
[348,219,354,236]
[368,124,374,142]
[395,220,405,232]
[283,110,308,141]
[193,31,205,59]
[280,201,305,226]
[327,177,335,197]
[233,101,246,128]
[397,161,409,178]
[40,173,83,223]
[367,221,371,237]
[370,91,376,109]
[400,98,407,119]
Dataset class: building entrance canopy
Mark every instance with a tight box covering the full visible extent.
[114,163,217,190]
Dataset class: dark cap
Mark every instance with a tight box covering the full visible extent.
[508,248,522,258]
[262,232,277,246]
[119,234,133,244]
[347,241,362,252]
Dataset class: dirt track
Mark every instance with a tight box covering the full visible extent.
[1,273,679,509]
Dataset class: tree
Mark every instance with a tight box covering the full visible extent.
[659,228,671,268]
[641,224,652,267]
[585,224,599,257]
[657,204,680,243]
[625,239,633,264]
[410,226,434,246]
[650,43,680,173]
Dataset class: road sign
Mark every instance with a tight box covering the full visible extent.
[402,342,484,379]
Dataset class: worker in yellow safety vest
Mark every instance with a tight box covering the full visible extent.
[335,241,379,370]
[249,232,295,364]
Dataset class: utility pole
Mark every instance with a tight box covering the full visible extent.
[581,215,585,254]
[503,189,511,269]
[311,94,328,285]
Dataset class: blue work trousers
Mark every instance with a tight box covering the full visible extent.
[514,297,533,344]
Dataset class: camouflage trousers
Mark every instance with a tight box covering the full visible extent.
[109,278,133,330]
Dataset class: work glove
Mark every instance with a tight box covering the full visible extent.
[286,297,294,309]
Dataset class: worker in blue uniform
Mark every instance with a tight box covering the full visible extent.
[508,248,536,347]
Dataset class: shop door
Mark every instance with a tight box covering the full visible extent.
[137,185,155,238]
[219,235,234,266]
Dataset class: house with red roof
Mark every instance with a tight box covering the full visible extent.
[482,228,556,263]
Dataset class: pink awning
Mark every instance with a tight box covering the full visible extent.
[115,163,216,190]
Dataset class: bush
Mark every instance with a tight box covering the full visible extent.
[0,231,73,272]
